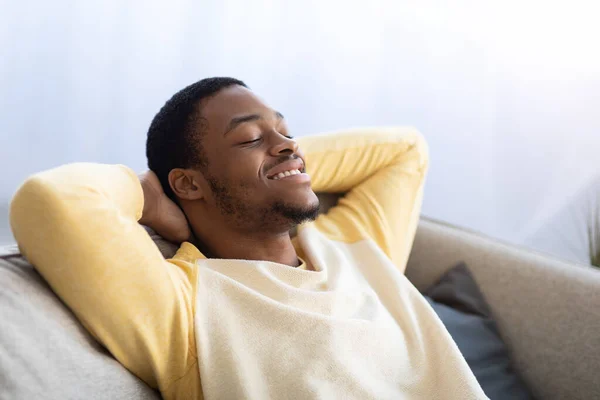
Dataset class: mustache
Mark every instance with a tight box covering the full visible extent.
[264,155,301,175]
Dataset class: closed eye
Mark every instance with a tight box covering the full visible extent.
[240,138,262,145]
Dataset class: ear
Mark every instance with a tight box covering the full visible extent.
[168,168,205,201]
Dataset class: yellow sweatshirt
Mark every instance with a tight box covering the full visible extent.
[10,127,487,400]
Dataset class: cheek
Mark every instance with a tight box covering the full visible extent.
[218,159,263,192]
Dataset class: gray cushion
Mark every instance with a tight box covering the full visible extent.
[424,263,532,400]
[0,248,161,400]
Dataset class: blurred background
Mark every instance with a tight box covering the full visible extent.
[1,0,599,254]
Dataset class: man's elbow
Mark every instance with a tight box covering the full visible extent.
[390,128,429,173]
[10,175,61,252]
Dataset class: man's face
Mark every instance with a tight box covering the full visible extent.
[196,85,320,231]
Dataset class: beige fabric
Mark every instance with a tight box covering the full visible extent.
[0,247,161,400]
[406,217,600,400]
[192,224,486,400]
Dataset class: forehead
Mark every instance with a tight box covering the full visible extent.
[200,85,271,133]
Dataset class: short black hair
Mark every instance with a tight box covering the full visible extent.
[146,77,247,201]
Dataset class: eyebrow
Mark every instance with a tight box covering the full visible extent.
[224,111,285,136]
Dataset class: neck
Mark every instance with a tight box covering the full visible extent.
[188,208,300,267]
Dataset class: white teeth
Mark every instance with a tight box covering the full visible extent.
[271,169,302,180]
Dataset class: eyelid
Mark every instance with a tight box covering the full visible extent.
[240,138,262,145]
[238,132,292,146]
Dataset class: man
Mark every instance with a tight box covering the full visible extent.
[10,78,487,399]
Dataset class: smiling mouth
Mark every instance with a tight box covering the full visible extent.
[269,168,305,180]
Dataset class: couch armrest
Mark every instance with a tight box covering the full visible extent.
[406,217,600,400]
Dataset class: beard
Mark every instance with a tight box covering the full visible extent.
[207,175,320,232]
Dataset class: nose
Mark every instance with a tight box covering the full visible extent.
[269,135,298,157]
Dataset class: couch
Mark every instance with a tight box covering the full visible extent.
[1,193,599,400]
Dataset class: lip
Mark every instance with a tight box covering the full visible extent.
[265,159,305,179]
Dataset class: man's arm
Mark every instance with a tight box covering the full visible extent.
[9,163,200,399]
[297,127,429,273]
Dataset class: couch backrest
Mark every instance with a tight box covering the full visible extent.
[0,246,161,400]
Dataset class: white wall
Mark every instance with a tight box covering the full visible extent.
[1,0,599,246]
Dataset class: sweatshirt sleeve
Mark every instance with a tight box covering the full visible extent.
[297,127,429,273]
[9,163,201,399]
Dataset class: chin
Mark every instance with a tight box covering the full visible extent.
[296,190,320,214]
[273,195,320,225]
